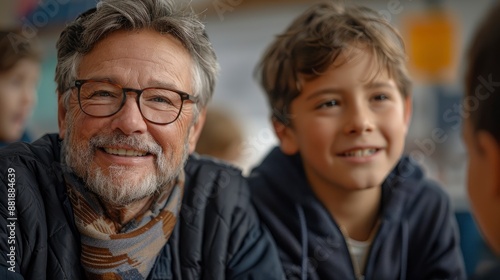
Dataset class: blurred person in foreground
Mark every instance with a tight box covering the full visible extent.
[463,2,500,280]
[249,1,465,279]
[0,0,284,279]
[0,29,40,147]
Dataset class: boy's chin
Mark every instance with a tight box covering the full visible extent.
[343,175,387,190]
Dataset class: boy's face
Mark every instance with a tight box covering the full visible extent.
[277,49,411,192]
[462,119,500,253]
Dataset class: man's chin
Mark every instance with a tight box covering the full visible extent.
[84,171,160,205]
[88,185,157,206]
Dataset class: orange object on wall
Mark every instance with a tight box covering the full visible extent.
[402,9,459,83]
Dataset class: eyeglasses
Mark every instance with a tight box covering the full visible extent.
[74,79,198,125]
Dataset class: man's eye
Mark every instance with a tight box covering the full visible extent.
[149,96,173,105]
[90,90,116,98]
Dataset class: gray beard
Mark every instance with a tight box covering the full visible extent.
[61,124,189,206]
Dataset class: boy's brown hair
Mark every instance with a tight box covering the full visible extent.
[256,1,411,125]
[0,29,41,72]
[465,2,500,143]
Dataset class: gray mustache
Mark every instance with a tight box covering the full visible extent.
[89,132,163,155]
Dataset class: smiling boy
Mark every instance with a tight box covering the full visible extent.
[249,2,465,279]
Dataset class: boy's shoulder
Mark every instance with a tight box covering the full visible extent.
[385,156,453,217]
[388,156,448,196]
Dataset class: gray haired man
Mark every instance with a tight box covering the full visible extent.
[0,0,284,279]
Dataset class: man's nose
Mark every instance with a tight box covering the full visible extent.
[109,94,148,135]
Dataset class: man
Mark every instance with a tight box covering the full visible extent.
[0,0,284,279]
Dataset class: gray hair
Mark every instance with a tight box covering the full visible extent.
[55,0,218,110]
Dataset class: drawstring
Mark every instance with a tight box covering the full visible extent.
[400,221,408,280]
[296,204,308,280]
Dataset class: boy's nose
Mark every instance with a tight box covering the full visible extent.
[110,95,148,135]
[343,107,374,135]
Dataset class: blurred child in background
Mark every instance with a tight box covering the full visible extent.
[0,29,40,147]
[195,107,244,165]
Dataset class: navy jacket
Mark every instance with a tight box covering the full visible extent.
[0,134,284,279]
[249,147,466,280]
[0,131,31,148]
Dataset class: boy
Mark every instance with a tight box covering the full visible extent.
[249,2,465,279]
[463,2,500,279]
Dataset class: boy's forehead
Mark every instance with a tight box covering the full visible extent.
[299,48,393,88]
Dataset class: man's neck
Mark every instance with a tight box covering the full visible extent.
[102,196,154,232]
[310,181,382,242]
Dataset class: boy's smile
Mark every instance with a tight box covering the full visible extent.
[337,146,383,163]
[277,47,412,192]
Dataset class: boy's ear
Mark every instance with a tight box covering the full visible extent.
[272,119,299,155]
[188,108,207,153]
[403,95,413,131]
[477,131,500,197]
[58,93,67,139]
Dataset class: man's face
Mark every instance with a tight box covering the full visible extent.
[59,29,203,205]
[278,48,411,192]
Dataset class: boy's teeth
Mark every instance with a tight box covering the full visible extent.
[103,148,147,157]
[343,148,377,157]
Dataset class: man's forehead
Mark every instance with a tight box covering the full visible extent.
[76,29,192,88]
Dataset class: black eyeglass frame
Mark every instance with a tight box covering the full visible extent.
[74,79,198,125]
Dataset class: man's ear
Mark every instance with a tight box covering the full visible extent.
[272,119,299,155]
[477,131,500,197]
[188,107,207,153]
[58,93,67,139]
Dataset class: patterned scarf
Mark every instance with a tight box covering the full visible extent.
[64,171,184,280]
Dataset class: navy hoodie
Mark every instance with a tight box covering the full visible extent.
[249,147,466,280]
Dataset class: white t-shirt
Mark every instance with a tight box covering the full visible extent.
[346,237,372,275]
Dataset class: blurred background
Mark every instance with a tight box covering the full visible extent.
[0,0,497,275]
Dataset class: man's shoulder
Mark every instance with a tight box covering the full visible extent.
[180,154,252,226]
[185,153,243,176]
[185,154,244,188]
[183,154,247,202]
[0,134,60,167]
[0,134,63,209]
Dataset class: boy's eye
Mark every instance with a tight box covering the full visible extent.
[317,100,339,109]
[373,94,389,101]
